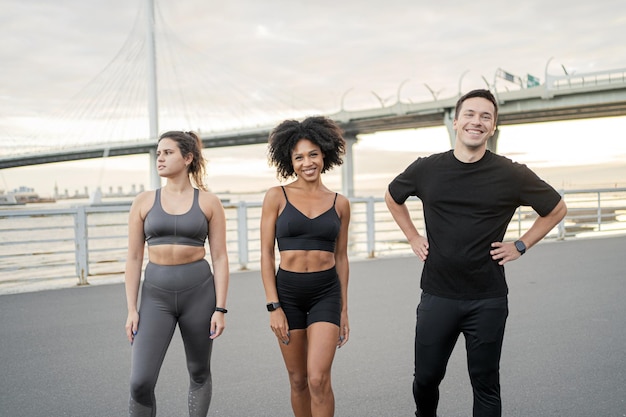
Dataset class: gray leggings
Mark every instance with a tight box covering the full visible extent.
[129,259,216,417]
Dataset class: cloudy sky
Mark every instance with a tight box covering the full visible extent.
[1,0,625,195]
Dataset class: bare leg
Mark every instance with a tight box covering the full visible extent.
[279,329,312,417]
[306,322,340,417]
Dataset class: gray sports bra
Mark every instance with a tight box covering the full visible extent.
[144,188,208,247]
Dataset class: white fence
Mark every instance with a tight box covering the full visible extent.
[1,188,625,288]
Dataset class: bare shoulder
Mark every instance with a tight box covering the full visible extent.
[197,189,224,210]
[262,185,284,204]
[335,192,350,207]
[334,193,351,215]
[130,190,156,213]
[334,192,349,203]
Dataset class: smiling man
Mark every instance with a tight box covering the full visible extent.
[385,89,567,417]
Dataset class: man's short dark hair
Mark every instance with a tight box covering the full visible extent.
[455,89,498,121]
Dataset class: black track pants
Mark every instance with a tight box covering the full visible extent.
[413,292,508,417]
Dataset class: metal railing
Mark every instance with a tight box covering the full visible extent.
[1,188,625,288]
[546,68,626,90]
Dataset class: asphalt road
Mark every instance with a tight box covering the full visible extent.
[1,236,625,417]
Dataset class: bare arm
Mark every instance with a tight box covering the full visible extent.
[259,187,290,344]
[124,192,150,344]
[260,187,280,303]
[334,194,351,348]
[384,189,429,261]
[203,192,230,339]
[491,198,568,265]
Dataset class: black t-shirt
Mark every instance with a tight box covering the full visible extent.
[388,150,562,299]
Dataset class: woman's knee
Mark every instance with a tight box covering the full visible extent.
[130,378,154,406]
[307,371,331,397]
[287,369,309,393]
[187,358,211,384]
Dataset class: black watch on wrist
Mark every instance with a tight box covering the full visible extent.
[266,302,281,312]
[514,240,526,255]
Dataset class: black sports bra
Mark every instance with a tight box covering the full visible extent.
[275,186,341,252]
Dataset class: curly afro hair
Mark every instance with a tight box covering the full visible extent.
[267,116,345,180]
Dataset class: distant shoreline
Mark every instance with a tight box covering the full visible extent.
[3,159,625,206]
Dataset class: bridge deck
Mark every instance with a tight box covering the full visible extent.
[3,68,626,169]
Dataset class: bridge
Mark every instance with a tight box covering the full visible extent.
[5,67,626,164]
[2,0,625,195]
[2,67,626,196]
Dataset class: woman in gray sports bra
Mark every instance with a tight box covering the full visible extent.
[260,116,351,417]
[124,131,229,417]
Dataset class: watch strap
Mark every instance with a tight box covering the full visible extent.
[266,302,281,312]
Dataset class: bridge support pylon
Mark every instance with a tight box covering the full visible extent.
[149,149,161,190]
[444,109,455,149]
[342,134,357,198]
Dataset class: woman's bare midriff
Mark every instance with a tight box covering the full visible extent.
[278,250,335,273]
[148,245,206,266]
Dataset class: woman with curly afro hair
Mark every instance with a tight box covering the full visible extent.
[260,116,351,417]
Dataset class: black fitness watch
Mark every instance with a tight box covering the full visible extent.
[514,240,526,255]
[266,302,281,312]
